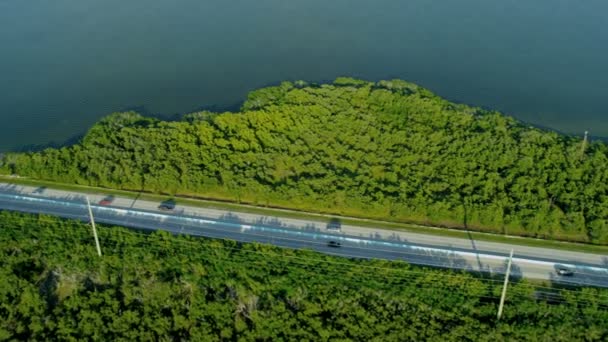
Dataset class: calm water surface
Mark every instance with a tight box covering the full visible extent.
[1,0,607,151]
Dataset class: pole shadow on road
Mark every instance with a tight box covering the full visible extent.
[219,212,245,224]
[219,212,323,233]
[0,183,21,194]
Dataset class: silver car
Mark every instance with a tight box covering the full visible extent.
[556,267,574,276]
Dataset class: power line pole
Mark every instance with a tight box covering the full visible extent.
[497,249,514,320]
[580,130,588,157]
[86,196,102,257]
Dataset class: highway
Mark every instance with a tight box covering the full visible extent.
[1,182,607,287]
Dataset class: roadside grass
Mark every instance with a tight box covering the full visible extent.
[3,175,608,255]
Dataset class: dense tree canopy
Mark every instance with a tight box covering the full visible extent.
[1,210,607,341]
[2,78,607,243]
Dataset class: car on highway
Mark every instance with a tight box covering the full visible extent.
[32,186,46,194]
[326,218,342,232]
[158,199,176,211]
[327,240,341,248]
[158,204,175,211]
[555,266,574,276]
[98,195,115,206]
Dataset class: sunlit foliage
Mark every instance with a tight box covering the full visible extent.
[1,211,607,340]
[2,78,607,243]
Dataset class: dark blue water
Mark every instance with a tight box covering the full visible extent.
[1,0,607,151]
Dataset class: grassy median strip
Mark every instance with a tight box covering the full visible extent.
[2,175,608,255]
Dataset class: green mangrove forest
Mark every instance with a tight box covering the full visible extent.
[1,210,607,341]
[2,78,607,243]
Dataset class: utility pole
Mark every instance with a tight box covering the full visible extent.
[580,130,588,157]
[497,249,514,320]
[86,197,102,257]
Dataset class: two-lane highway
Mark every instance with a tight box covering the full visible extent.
[1,182,607,287]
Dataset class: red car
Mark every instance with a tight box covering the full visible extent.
[99,196,115,206]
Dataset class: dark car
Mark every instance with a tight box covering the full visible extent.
[556,267,574,276]
[99,195,115,206]
[326,218,342,232]
[158,199,176,211]
[158,203,175,211]
[327,241,341,248]
[33,186,46,194]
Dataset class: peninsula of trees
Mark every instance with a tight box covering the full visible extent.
[2,78,607,243]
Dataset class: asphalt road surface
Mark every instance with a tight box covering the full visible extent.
[1,182,607,287]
